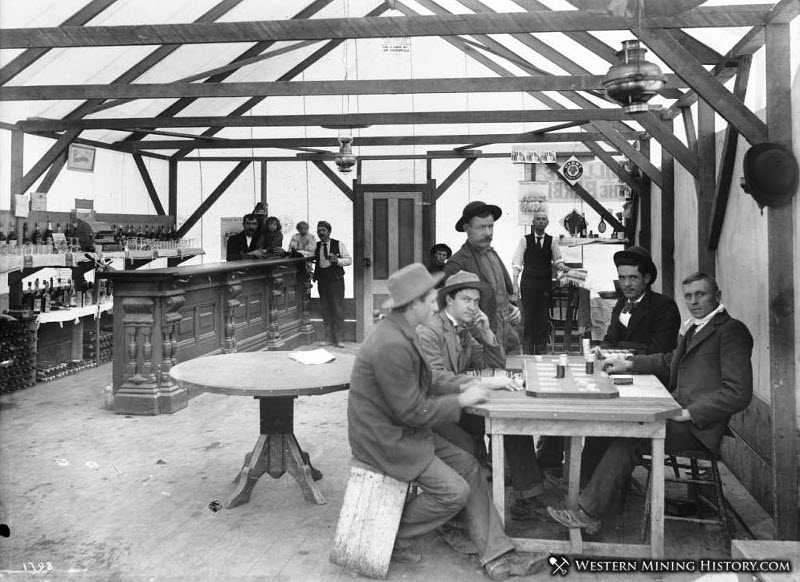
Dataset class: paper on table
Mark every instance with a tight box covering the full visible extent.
[288,349,336,365]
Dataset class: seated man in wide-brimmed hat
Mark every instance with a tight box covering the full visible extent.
[348,263,546,579]
[445,201,522,356]
[418,270,551,523]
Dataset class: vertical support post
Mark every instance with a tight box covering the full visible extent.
[766,21,798,541]
[697,99,716,275]
[10,130,24,244]
[638,138,652,250]
[260,161,267,207]
[353,181,365,341]
[423,179,436,274]
[660,118,676,299]
[168,159,178,221]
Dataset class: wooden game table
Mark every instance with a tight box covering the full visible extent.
[170,351,354,507]
[467,354,682,559]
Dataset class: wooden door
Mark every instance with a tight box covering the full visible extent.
[360,190,423,339]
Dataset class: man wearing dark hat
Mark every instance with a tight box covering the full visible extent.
[601,245,680,356]
[348,263,545,578]
[445,201,522,355]
[548,272,753,535]
[418,270,551,522]
[428,243,452,275]
[313,220,351,348]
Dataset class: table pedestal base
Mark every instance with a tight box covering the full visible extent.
[226,396,326,508]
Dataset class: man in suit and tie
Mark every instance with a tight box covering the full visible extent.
[225,213,259,261]
[418,271,551,522]
[548,272,753,534]
[601,246,681,355]
[313,220,352,348]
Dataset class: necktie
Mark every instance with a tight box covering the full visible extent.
[323,242,329,260]
[621,300,636,314]
[457,327,471,349]
[536,236,542,249]
[685,324,697,344]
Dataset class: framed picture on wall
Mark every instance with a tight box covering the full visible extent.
[67,144,96,172]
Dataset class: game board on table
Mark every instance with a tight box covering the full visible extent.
[524,358,619,399]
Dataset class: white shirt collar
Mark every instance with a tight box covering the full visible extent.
[684,303,726,333]
[444,309,460,328]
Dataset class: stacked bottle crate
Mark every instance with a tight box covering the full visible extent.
[83,326,113,365]
[0,317,36,392]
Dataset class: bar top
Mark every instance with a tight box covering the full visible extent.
[102,255,311,280]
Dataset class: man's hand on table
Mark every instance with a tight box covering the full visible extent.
[473,376,523,392]
[603,355,633,374]
[458,382,491,407]
[672,408,692,422]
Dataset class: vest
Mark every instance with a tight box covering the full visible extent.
[314,239,345,280]
[522,233,553,279]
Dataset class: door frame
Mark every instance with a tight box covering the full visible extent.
[353,180,436,341]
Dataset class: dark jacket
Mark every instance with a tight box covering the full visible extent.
[602,289,680,355]
[225,231,258,261]
[444,241,514,331]
[348,312,462,482]
[631,310,753,454]
[418,310,505,394]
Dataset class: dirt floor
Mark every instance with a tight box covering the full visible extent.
[0,342,779,582]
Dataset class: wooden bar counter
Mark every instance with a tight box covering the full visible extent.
[103,256,315,415]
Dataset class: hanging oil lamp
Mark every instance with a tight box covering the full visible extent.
[602,40,666,113]
[334,134,356,173]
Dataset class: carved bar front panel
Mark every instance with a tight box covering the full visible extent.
[105,257,314,415]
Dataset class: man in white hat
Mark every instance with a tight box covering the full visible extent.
[348,263,546,579]
[418,270,551,523]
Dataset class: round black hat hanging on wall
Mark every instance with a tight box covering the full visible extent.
[741,143,799,210]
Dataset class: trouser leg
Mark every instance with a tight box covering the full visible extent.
[579,421,708,518]
[581,437,612,484]
[536,435,565,469]
[533,288,551,353]
[317,276,334,342]
[432,435,515,566]
[505,435,544,498]
[521,287,536,355]
[330,277,345,342]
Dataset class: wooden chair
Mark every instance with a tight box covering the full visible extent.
[330,458,410,579]
[639,446,732,547]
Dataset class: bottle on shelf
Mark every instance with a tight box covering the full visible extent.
[8,223,16,242]
[24,282,34,310]
[42,281,52,313]
[54,278,63,306]
[67,279,77,308]
[31,223,41,245]
[22,222,30,244]
[43,221,53,244]
[0,221,7,243]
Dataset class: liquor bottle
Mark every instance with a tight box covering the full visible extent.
[0,221,6,243]
[8,223,16,243]
[42,281,52,313]
[22,222,30,244]
[24,282,34,310]
[31,223,41,245]
[67,279,77,307]
[54,278,63,306]
[43,221,54,246]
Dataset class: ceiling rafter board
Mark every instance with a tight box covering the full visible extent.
[0,6,776,49]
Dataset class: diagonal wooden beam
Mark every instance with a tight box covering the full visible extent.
[544,163,624,233]
[681,106,697,153]
[0,6,774,49]
[0,0,119,85]
[92,39,323,114]
[708,55,752,251]
[666,29,724,65]
[434,158,476,200]
[171,3,388,159]
[581,141,644,198]
[20,130,80,193]
[633,111,699,179]
[132,154,166,216]
[310,161,354,202]
[175,162,250,238]
[36,153,67,194]
[592,121,663,188]
[637,27,768,145]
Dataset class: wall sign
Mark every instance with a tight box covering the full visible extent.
[559,155,584,185]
